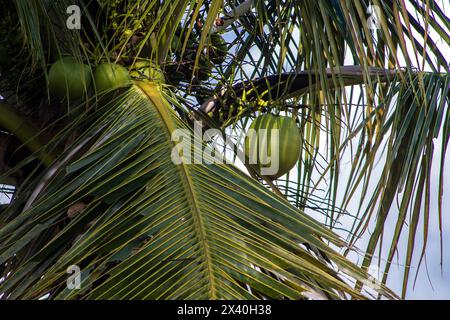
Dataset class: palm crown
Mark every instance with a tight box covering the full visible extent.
[0,0,448,300]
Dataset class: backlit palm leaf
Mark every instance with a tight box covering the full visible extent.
[0,83,395,299]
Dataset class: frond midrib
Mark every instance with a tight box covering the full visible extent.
[135,81,217,299]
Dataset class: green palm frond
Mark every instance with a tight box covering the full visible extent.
[0,83,395,299]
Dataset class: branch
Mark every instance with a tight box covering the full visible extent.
[197,65,399,124]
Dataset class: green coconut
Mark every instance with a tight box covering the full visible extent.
[245,114,301,179]
[210,34,227,65]
[164,63,186,85]
[130,61,165,83]
[197,55,213,81]
[94,63,131,92]
[48,57,92,100]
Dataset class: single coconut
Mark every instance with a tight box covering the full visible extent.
[164,63,185,85]
[245,114,301,179]
[48,57,92,100]
[210,34,227,65]
[130,61,165,83]
[94,63,130,92]
[196,55,213,81]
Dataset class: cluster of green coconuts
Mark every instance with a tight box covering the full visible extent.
[47,57,161,100]
[48,61,300,179]
[245,113,301,179]
[45,40,296,180]
[47,30,227,101]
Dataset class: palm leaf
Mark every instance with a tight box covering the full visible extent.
[0,83,396,299]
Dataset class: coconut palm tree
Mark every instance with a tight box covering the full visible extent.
[0,0,448,300]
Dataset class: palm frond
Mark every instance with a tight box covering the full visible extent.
[0,84,396,299]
